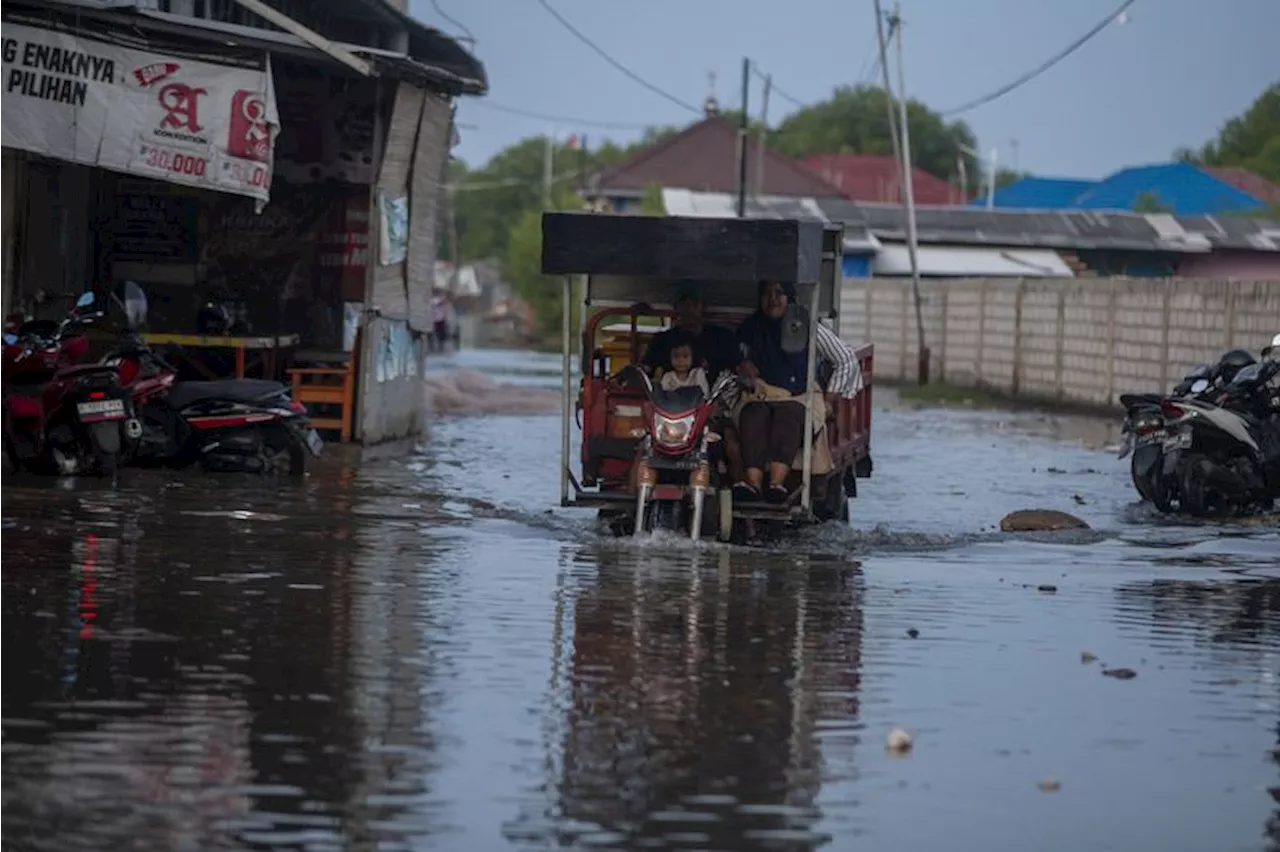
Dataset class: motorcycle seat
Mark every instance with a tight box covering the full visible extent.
[56,364,120,379]
[167,379,286,409]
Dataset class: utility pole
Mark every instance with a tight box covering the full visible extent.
[875,0,927,385]
[542,129,554,208]
[755,72,771,199]
[736,56,750,218]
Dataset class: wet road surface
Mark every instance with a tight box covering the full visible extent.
[3,348,1279,851]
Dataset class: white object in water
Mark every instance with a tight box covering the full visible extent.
[886,727,913,753]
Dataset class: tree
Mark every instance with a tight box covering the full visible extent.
[1132,191,1173,214]
[767,84,981,182]
[501,182,584,339]
[994,168,1029,189]
[1179,82,1280,182]
[638,181,666,215]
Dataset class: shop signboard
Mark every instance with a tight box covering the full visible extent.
[1,24,279,205]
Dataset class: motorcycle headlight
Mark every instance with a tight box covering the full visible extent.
[653,413,695,447]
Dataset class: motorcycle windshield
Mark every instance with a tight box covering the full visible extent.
[652,386,704,413]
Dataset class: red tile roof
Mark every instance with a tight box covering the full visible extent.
[1203,166,1280,207]
[590,117,846,198]
[798,153,962,205]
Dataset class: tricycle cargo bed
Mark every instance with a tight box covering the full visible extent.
[541,213,829,283]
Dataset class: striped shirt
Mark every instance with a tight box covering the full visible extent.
[816,319,864,398]
[714,319,863,411]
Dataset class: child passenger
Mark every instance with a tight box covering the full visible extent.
[659,331,710,398]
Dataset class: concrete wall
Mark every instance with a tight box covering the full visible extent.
[840,277,1280,407]
[1178,252,1280,281]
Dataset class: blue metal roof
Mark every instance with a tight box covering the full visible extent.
[970,177,1097,209]
[971,162,1271,216]
[1071,162,1266,215]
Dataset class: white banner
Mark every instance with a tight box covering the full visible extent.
[2,24,279,203]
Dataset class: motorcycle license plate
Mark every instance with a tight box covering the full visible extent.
[1162,432,1191,452]
[77,399,126,420]
[303,428,324,458]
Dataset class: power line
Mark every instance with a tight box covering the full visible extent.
[750,30,887,116]
[467,99,655,130]
[941,0,1138,116]
[428,0,475,47]
[534,0,702,115]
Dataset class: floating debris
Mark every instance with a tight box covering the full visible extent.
[1038,779,1062,792]
[1038,584,1058,594]
[1102,667,1138,680]
[1081,652,1098,664]
[886,728,913,754]
[906,628,919,639]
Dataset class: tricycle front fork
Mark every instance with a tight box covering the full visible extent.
[632,457,711,541]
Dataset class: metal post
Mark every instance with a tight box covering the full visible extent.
[891,0,928,385]
[560,275,572,505]
[755,73,771,199]
[543,129,554,209]
[800,283,819,514]
[736,56,750,218]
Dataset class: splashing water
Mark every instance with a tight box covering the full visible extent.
[424,368,562,417]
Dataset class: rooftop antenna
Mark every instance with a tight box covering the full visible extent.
[703,69,720,117]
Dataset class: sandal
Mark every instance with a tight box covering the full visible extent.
[732,482,760,503]
[766,484,790,504]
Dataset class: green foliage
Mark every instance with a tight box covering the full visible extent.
[994,168,1029,189]
[501,182,584,339]
[767,84,981,182]
[639,181,666,215]
[1180,82,1280,182]
[1132,191,1173,214]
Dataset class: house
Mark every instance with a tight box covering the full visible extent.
[664,189,1280,280]
[1,0,486,445]
[583,103,846,213]
[799,154,963,205]
[980,162,1280,216]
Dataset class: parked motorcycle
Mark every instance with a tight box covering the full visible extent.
[1161,357,1280,516]
[623,366,742,541]
[2,292,139,475]
[105,282,322,476]
[1119,362,1218,511]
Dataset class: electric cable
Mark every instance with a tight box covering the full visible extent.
[534,0,702,115]
[941,0,1138,116]
[467,99,654,130]
[428,0,476,47]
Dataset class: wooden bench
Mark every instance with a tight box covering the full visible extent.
[288,332,360,443]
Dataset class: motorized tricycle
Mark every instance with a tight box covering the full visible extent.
[540,211,874,543]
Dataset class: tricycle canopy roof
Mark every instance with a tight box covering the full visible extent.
[541,212,843,315]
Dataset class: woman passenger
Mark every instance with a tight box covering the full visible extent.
[733,280,863,504]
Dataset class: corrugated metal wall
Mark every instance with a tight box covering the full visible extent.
[358,80,453,445]
[406,91,451,332]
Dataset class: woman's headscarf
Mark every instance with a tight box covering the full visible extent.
[736,281,809,394]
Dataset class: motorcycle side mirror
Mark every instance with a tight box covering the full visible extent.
[3,333,18,346]
[122,280,148,328]
[779,302,809,354]
[73,291,96,313]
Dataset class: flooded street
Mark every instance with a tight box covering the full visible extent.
[3,349,1279,852]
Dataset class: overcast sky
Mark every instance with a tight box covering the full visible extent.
[413,0,1280,179]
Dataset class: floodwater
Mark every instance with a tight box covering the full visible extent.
[3,348,1278,852]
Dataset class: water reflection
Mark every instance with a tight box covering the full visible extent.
[526,546,863,850]
[0,479,448,850]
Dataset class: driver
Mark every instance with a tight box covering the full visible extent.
[641,282,740,381]
[639,281,745,483]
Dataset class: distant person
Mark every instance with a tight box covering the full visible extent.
[641,282,740,380]
[430,290,449,352]
[659,331,710,397]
